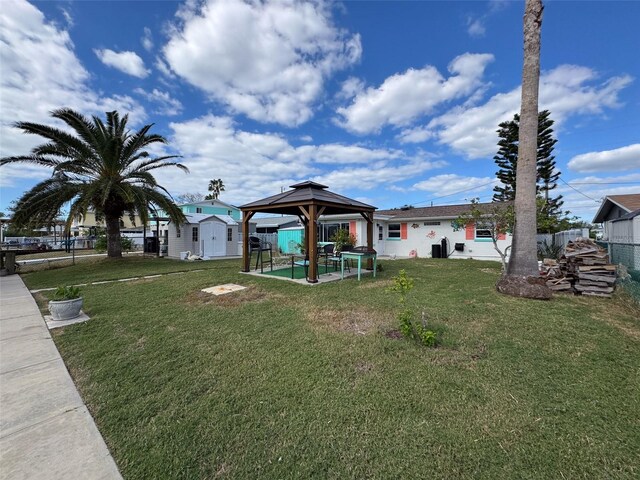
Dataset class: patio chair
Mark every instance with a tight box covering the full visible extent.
[249,236,273,273]
[324,243,350,273]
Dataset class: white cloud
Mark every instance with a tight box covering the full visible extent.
[162,0,361,127]
[336,53,494,134]
[397,126,433,144]
[467,18,485,38]
[427,65,633,158]
[567,144,640,173]
[412,174,496,196]
[94,48,150,78]
[153,114,438,204]
[141,27,153,51]
[134,88,183,116]
[0,0,146,188]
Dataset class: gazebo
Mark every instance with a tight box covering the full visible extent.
[240,181,377,283]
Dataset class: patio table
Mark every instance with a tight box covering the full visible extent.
[341,251,377,281]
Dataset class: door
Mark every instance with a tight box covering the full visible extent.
[374,224,385,254]
[200,222,213,257]
[212,222,226,257]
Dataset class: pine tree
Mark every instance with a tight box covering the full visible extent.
[492,109,563,230]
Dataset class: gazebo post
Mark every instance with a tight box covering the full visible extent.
[308,203,318,283]
[241,210,255,272]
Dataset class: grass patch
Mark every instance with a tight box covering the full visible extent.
[27,257,640,479]
[21,256,219,289]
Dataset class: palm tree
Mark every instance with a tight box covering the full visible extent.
[498,0,550,298]
[206,178,225,200]
[0,109,188,258]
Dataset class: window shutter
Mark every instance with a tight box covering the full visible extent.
[400,223,408,240]
[349,221,356,234]
[497,232,506,240]
[465,223,475,240]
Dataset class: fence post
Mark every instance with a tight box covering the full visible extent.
[72,238,75,265]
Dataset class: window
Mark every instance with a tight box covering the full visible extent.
[319,222,350,242]
[227,228,233,242]
[227,210,232,216]
[423,221,441,226]
[378,225,383,241]
[176,227,181,238]
[192,227,199,242]
[475,222,493,239]
[196,207,202,213]
[388,223,401,239]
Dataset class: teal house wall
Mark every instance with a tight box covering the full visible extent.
[180,204,241,221]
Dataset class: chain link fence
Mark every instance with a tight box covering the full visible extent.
[607,242,640,303]
[2,238,142,273]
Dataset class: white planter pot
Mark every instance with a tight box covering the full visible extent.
[48,297,83,321]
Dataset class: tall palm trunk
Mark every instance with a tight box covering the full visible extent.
[105,214,123,258]
[508,0,542,277]
[497,0,551,299]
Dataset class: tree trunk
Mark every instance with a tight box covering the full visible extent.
[105,214,123,258]
[498,0,551,299]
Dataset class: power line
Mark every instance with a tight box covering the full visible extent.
[567,181,640,185]
[559,177,601,203]
[410,179,499,207]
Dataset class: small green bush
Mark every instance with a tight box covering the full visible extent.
[95,235,134,253]
[53,285,81,301]
[388,270,438,347]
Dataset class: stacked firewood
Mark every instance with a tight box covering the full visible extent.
[541,238,617,297]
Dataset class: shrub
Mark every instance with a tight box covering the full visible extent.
[53,285,81,301]
[95,235,134,253]
[537,239,563,260]
[388,270,438,347]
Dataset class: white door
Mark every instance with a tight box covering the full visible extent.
[374,224,385,254]
[200,222,213,257]
[212,222,226,257]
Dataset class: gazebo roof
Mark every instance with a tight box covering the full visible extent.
[240,181,376,215]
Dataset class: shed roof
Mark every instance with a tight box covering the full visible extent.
[240,181,376,215]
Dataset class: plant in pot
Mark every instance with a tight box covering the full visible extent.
[330,228,356,254]
[48,285,83,321]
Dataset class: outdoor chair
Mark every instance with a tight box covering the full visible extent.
[323,243,350,273]
[249,236,273,273]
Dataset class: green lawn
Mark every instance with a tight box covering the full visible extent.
[24,258,640,479]
[21,256,217,289]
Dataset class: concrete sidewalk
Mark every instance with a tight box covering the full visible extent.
[0,275,122,480]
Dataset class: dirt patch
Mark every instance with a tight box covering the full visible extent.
[135,336,147,350]
[354,361,375,374]
[306,306,390,335]
[184,286,271,308]
[385,329,404,339]
[479,268,500,275]
[357,279,393,290]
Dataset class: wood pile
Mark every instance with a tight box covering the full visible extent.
[541,238,617,297]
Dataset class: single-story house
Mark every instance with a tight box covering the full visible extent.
[167,213,238,259]
[593,193,640,242]
[317,202,512,261]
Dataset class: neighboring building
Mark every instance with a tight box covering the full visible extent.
[251,215,300,234]
[71,210,144,232]
[592,194,640,241]
[593,193,640,272]
[166,213,238,259]
[178,199,241,221]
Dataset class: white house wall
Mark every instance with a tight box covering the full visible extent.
[352,218,512,261]
[167,223,201,258]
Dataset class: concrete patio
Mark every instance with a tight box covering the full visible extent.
[0,275,122,480]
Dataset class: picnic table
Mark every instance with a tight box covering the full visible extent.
[340,250,377,281]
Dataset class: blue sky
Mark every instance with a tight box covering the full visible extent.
[1,0,639,220]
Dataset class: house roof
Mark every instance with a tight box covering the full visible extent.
[179,198,239,211]
[377,202,509,220]
[240,181,376,215]
[612,208,640,222]
[251,215,300,228]
[592,193,640,223]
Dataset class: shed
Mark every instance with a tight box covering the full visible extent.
[167,214,238,259]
